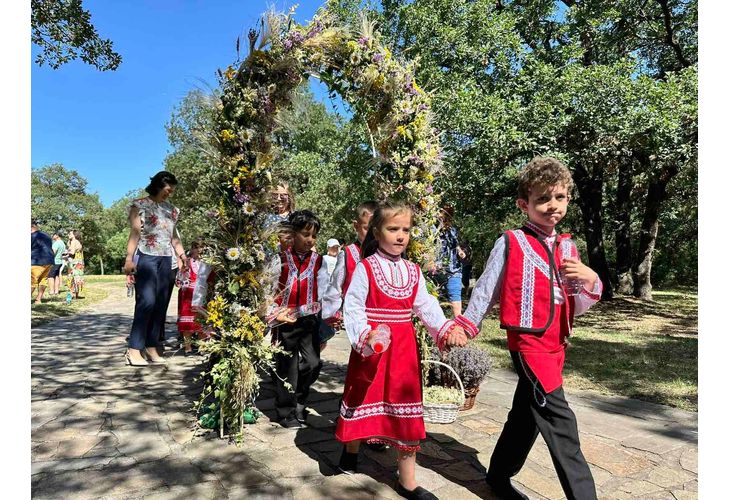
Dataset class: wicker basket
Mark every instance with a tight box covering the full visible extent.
[422,360,465,424]
[459,386,480,411]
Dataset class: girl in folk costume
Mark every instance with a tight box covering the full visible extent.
[176,239,210,355]
[266,210,331,429]
[336,201,467,500]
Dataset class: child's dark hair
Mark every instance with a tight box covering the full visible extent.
[145,171,179,196]
[286,210,321,234]
[517,157,574,200]
[361,200,413,258]
[355,201,378,220]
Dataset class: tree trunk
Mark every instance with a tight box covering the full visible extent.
[615,160,634,294]
[98,255,105,275]
[632,163,678,300]
[572,161,613,300]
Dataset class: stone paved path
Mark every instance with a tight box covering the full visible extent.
[31,285,698,499]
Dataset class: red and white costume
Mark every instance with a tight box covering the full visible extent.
[336,250,457,452]
[456,222,602,393]
[322,242,362,322]
[266,247,330,322]
[176,258,202,333]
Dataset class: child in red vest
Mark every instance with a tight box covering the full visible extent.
[176,240,211,355]
[335,200,467,500]
[267,210,331,429]
[322,200,377,329]
[455,157,602,500]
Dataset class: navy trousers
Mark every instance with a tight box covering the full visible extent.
[128,253,173,350]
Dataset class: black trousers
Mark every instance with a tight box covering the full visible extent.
[488,351,597,500]
[272,315,321,419]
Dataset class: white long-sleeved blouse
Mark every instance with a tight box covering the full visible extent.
[343,251,455,354]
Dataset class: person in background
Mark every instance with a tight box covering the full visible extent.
[123,171,187,366]
[48,232,66,296]
[31,219,55,304]
[176,239,209,356]
[429,205,466,317]
[67,230,85,299]
[323,238,340,277]
[460,238,473,301]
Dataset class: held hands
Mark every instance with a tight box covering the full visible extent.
[559,258,598,291]
[444,325,468,348]
[325,316,344,330]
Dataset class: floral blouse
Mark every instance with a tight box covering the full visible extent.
[127,197,180,257]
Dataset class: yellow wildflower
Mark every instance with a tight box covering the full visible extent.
[225,66,236,80]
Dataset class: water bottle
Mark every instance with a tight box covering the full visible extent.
[65,291,73,304]
[559,237,584,296]
[369,324,391,354]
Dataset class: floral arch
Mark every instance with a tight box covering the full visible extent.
[198,6,444,439]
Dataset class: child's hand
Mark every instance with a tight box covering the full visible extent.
[560,258,598,291]
[275,307,297,324]
[325,316,343,329]
[445,326,468,347]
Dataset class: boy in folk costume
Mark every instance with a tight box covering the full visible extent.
[266,210,331,429]
[455,157,602,500]
[322,201,378,328]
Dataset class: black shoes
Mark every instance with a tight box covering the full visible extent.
[485,472,529,500]
[337,449,358,475]
[279,415,304,429]
[295,406,309,425]
[394,481,438,500]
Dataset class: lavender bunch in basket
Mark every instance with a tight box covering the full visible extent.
[442,346,492,389]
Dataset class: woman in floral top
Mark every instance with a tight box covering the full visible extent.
[123,171,187,366]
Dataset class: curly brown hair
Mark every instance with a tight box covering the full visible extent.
[517,157,574,200]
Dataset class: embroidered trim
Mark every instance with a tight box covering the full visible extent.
[347,244,361,264]
[436,320,457,350]
[514,230,551,279]
[525,221,556,239]
[340,400,424,421]
[367,255,418,299]
[365,307,413,322]
[455,315,479,338]
[520,259,536,328]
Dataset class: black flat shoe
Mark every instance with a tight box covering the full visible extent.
[394,481,438,500]
[485,473,529,500]
[337,449,358,475]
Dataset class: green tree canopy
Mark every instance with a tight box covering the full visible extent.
[32,0,122,70]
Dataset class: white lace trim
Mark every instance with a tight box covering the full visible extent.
[367,255,418,299]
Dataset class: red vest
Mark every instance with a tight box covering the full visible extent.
[275,248,323,309]
[342,242,362,296]
[499,228,575,335]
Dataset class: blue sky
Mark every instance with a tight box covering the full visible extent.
[32,0,340,207]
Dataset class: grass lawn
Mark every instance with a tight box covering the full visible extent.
[31,275,126,327]
[470,289,698,412]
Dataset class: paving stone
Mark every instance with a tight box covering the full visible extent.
[436,461,484,482]
[460,417,503,436]
[418,441,455,461]
[581,435,653,476]
[670,491,699,500]
[621,433,687,455]
[679,446,698,474]
[142,481,227,499]
[55,435,105,459]
[513,463,565,499]
[641,465,696,488]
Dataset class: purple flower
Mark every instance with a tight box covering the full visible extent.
[372,53,384,63]
[358,37,369,47]
[306,22,323,39]
[417,104,428,112]
[233,192,247,204]
[206,209,219,218]
[426,185,434,194]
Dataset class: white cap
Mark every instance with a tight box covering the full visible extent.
[327,238,340,248]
